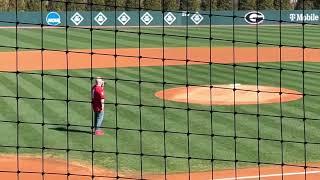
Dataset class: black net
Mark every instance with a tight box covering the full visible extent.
[0,0,319,180]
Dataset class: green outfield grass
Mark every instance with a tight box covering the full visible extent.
[0,25,319,51]
[1,62,320,172]
[0,26,320,173]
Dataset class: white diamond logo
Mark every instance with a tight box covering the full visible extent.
[164,12,176,25]
[118,12,131,25]
[70,12,84,26]
[94,12,107,25]
[191,12,204,25]
[141,12,153,25]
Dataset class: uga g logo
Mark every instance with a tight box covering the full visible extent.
[244,11,265,25]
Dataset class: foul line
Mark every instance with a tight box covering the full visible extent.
[213,170,320,180]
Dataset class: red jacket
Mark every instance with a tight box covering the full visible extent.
[91,85,105,112]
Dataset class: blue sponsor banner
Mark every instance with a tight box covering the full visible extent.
[46,12,61,26]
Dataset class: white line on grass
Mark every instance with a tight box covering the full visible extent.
[213,170,320,180]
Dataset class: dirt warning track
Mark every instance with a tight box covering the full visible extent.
[0,47,319,179]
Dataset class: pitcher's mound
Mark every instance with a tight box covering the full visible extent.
[155,84,303,105]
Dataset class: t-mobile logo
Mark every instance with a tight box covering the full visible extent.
[289,13,319,21]
[290,14,296,21]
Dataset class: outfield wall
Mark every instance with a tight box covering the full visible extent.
[0,10,319,27]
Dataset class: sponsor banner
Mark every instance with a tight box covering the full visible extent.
[141,12,153,25]
[1,10,320,27]
[118,12,131,25]
[289,13,319,22]
[95,12,107,25]
[46,12,61,26]
[191,12,204,25]
[244,11,265,25]
[164,12,176,25]
[70,12,84,25]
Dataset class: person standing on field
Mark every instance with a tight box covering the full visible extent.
[91,77,105,136]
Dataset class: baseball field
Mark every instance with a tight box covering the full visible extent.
[1,25,320,179]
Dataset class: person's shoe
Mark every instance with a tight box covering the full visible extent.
[95,130,104,136]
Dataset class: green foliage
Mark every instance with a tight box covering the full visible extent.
[8,0,25,11]
[180,0,187,10]
[67,0,88,11]
[143,0,161,10]
[125,0,142,10]
[216,0,233,10]
[315,0,320,9]
[24,0,41,11]
[201,0,217,10]
[189,0,201,11]
[273,0,293,10]
[238,0,256,10]
[0,0,9,11]
[47,1,65,11]
[180,0,201,11]
[104,0,126,10]
[257,0,274,10]
[89,0,105,11]
[295,0,316,10]
[163,0,180,11]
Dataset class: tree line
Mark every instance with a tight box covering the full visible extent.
[0,0,318,11]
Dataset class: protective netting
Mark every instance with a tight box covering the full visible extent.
[0,0,320,180]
